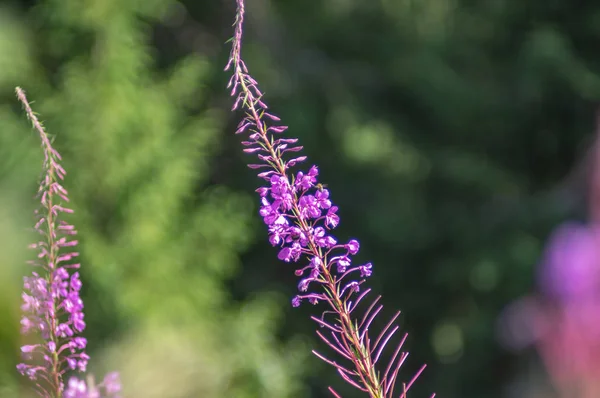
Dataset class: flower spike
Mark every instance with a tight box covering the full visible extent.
[15,87,121,398]
[225,3,433,397]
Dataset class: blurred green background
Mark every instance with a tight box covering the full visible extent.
[0,0,598,397]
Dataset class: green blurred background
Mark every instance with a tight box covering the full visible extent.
[0,0,598,397]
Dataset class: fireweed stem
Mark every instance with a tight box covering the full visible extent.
[225,1,432,397]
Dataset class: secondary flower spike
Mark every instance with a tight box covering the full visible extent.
[16,87,89,396]
[225,2,432,397]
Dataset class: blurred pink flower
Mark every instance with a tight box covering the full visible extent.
[533,222,600,397]
[499,221,600,397]
[500,222,600,398]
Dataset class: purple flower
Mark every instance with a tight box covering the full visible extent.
[332,255,351,273]
[63,373,122,398]
[292,296,302,307]
[298,194,321,219]
[359,262,373,278]
[295,166,319,190]
[315,189,331,209]
[325,206,340,229]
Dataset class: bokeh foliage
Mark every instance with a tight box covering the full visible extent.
[1,0,599,397]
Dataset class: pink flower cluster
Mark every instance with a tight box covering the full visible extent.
[15,88,121,398]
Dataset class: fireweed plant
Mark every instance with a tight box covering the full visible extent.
[225,2,432,397]
[15,88,121,398]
